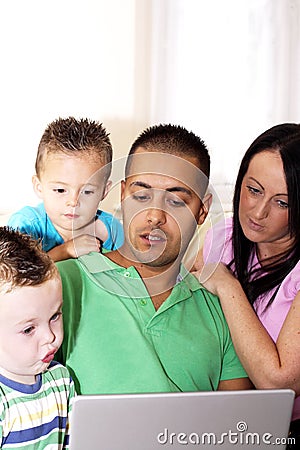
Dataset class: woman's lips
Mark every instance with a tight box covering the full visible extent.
[247,218,264,232]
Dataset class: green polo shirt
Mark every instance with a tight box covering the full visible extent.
[57,252,247,395]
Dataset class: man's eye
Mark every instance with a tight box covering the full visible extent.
[132,194,150,202]
[168,199,186,207]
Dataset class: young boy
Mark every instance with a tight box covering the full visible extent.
[8,117,124,262]
[0,226,75,449]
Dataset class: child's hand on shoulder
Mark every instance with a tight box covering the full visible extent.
[49,235,101,261]
[68,234,101,257]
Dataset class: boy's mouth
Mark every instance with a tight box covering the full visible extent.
[64,213,80,219]
[42,350,56,363]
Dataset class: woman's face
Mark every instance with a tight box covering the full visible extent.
[239,151,292,254]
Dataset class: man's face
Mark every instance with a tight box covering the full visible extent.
[121,149,209,270]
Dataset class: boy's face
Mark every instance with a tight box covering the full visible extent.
[121,149,209,269]
[0,277,63,384]
[32,153,110,238]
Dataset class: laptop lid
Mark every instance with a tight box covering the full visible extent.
[69,389,295,450]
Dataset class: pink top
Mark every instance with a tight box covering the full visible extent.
[203,217,300,420]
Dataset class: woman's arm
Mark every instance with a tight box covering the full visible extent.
[194,261,300,395]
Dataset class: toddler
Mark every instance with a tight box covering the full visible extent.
[8,117,124,261]
[0,226,75,448]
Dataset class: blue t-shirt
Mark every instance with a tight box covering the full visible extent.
[8,203,124,251]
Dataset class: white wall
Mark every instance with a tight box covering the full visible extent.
[1,0,300,220]
[0,0,142,214]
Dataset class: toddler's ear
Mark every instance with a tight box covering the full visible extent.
[102,180,112,200]
[32,175,43,199]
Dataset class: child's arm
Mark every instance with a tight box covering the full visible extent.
[48,235,101,262]
[96,211,124,251]
[63,377,76,450]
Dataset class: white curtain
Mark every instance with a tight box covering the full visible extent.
[146,0,300,208]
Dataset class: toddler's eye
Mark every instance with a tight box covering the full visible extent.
[50,312,62,322]
[23,326,35,335]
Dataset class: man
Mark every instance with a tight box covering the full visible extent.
[57,124,251,394]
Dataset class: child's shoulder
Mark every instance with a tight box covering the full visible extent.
[46,360,72,381]
[8,203,46,225]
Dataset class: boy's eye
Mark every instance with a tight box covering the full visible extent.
[50,312,62,322]
[23,326,35,335]
[53,188,66,194]
[81,190,94,195]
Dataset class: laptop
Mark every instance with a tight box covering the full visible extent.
[69,389,295,450]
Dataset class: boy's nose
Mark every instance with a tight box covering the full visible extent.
[44,327,56,345]
[67,194,79,207]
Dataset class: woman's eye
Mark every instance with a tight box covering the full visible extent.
[247,185,260,195]
[276,199,289,209]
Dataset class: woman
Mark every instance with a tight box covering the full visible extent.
[195,123,300,446]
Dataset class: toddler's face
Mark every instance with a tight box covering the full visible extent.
[0,277,63,384]
[32,153,110,240]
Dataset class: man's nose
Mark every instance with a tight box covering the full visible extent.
[146,207,166,227]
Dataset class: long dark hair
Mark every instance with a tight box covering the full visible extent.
[229,123,300,307]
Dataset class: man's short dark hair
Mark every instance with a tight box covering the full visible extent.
[126,124,210,179]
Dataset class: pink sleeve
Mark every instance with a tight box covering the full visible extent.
[203,217,234,265]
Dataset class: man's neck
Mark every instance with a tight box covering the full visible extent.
[107,248,181,308]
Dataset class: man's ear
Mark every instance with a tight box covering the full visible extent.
[102,180,112,200]
[197,193,212,225]
[120,180,126,202]
[32,175,43,199]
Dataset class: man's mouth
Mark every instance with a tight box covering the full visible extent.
[141,230,166,244]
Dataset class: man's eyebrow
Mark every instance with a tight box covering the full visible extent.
[129,181,192,196]
[129,181,151,189]
[166,187,193,196]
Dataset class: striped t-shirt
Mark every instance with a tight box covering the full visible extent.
[0,361,75,449]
